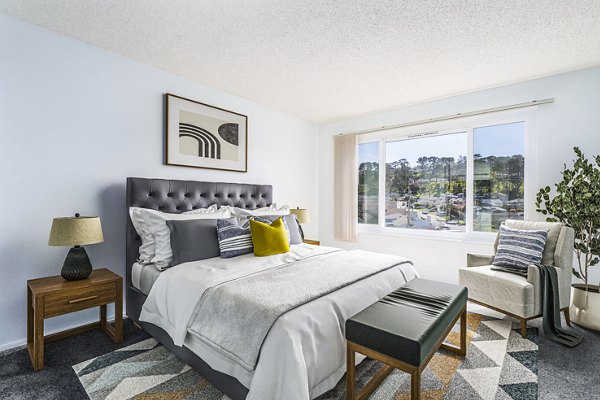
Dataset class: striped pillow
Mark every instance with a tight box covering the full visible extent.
[217,217,281,258]
[493,225,548,270]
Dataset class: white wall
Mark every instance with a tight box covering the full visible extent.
[318,67,600,285]
[0,15,318,350]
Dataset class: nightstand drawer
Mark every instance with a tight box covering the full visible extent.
[44,282,115,317]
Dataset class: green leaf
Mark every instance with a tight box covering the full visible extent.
[539,147,600,280]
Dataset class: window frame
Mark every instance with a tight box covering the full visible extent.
[357,108,538,243]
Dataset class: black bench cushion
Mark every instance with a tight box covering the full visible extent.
[346,278,467,367]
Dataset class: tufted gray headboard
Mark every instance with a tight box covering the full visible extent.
[125,177,272,399]
[125,177,273,292]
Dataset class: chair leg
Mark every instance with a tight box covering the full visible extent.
[564,308,572,327]
[520,319,527,338]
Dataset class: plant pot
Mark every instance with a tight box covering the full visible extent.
[570,284,600,331]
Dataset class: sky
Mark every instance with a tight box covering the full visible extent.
[473,121,525,157]
[359,121,524,165]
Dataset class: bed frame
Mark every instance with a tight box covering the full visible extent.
[126,177,274,400]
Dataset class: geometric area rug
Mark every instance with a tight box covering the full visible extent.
[74,313,538,400]
[73,337,227,400]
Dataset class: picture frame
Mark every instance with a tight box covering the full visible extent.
[165,93,248,172]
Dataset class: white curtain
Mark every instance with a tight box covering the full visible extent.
[334,134,358,241]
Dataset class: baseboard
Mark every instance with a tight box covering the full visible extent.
[0,313,128,353]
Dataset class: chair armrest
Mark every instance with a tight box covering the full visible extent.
[527,265,540,286]
[554,226,575,269]
[527,264,572,309]
[467,253,494,267]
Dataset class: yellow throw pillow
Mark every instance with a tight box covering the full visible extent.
[250,217,290,257]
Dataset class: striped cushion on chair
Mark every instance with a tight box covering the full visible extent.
[492,225,548,270]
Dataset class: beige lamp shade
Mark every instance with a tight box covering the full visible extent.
[290,208,308,224]
[48,216,104,246]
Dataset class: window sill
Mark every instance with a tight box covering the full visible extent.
[357,225,497,245]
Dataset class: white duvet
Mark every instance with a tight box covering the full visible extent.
[139,244,418,400]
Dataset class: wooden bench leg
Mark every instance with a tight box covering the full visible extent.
[460,308,467,355]
[346,344,355,400]
[132,320,144,330]
[347,342,393,400]
[411,369,421,400]
[439,306,467,356]
[520,319,527,338]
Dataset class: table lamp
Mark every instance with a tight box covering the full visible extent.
[290,207,308,240]
[48,213,104,280]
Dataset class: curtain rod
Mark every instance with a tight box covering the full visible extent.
[338,98,554,136]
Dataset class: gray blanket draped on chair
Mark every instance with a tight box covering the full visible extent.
[491,264,583,347]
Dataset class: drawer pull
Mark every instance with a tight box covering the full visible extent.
[68,295,98,304]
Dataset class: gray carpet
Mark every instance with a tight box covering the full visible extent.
[0,315,598,399]
[534,318,600,400]
[0,319,149,400]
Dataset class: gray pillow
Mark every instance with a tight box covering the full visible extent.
[167,219,220,266]
[260,214,303,244]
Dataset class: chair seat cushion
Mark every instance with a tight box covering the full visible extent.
[345,279,467,367]
[459,265,540,318]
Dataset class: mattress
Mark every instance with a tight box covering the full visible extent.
[131,262,161,295]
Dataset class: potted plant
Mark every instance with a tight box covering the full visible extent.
[536,147,600,330]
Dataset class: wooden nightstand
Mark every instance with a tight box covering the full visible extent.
[303,239,320,245]
[27,268,123,371]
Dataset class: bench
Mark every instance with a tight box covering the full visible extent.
[345,278,468,400]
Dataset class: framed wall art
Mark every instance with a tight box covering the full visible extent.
[165,93,248,172]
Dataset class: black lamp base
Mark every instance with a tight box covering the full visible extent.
[61,246,92,281]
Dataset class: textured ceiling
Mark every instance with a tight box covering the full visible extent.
[2,1,600,122]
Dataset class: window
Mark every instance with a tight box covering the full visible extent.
[385,133,467,231]
[473,122,525,232]
[358,121,526,235]
[358,142,379,224]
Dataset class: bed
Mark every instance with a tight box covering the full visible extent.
[126,177,417,400]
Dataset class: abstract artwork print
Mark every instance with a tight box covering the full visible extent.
[166,94,247,172]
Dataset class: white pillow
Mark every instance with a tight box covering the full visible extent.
[129,207,155,264]
[232,204,290,218]
[130,205,231,270]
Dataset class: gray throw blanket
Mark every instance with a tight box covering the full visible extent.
[189,250,412,371]
[491,264,583,347]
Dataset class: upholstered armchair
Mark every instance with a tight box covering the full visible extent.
[459,220,575,337]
